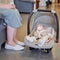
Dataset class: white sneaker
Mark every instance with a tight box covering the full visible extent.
[5,44,24,50]
[16,41,25,46]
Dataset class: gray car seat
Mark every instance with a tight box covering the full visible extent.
[24,9,59,53]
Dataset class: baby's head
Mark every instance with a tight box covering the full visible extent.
[36,24,44,31]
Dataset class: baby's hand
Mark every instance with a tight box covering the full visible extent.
[46,36,53,43]
[49,36,53,40]
[44,34,53,43]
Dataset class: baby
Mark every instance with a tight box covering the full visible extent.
[34,24,55,40]
[25,24,56,47]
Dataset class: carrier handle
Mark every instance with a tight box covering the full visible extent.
[54,13,59,43]
[27,12,34,35]
[33,9,56,13]
[37,9,51,12]
[27,10,59,43]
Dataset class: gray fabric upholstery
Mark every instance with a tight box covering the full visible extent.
[0,13,7,50]
[14,0,35,13]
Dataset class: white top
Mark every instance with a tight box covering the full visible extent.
[0,0,14,4]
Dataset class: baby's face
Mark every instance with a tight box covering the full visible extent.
[37,24,43,31]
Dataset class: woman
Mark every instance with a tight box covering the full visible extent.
[0,0,25,50]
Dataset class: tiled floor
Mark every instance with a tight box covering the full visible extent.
[0,3,60,60]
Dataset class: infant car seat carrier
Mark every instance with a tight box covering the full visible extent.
[24,9,59,53]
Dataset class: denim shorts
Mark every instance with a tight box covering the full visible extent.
[0,8,22,28]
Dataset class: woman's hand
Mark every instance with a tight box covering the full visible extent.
[5,4,16,9]
[10,4,16,9]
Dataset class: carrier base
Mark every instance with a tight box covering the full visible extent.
[29,47,52,53]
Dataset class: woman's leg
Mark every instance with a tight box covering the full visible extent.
[7,25,25,47]
[5,25,24,50]
[7,25,16,46]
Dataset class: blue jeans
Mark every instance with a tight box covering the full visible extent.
[0,8,22,28]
